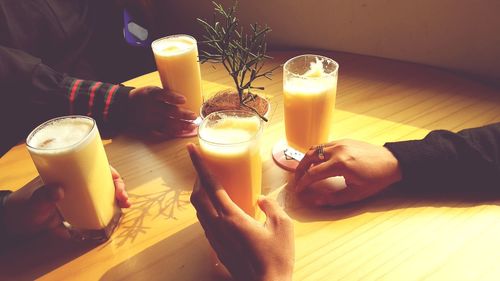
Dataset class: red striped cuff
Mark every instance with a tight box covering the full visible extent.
[68,79,83,114]
[87,82,102,116]
[103,85,120,121]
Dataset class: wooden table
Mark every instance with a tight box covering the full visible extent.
[1,51,500,281]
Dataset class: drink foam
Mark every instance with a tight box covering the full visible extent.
[303,58,328,78]
[284,58,336,96]
[284,77,336,96]
[200,116,261,144]
[28,117,94,150]
[152,36,195,56]
[200,115,262,155]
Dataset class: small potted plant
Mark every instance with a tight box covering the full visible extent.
[197,0,279,121]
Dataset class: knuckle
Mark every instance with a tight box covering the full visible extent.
[271,212,292,228]
[336,144,350,154]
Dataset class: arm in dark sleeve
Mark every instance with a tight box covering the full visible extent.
[0,190,13,243]
[384,123,500,192]
[0,45,133,135]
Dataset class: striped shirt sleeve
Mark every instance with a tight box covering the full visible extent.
[1,45,135,154]
[61,76,134,133]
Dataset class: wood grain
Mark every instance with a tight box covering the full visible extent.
[1,51,499,281]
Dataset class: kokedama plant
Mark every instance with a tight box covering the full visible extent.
[197,0,279,121]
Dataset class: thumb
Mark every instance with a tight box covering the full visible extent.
[258,196,289,228]
[30,185,64,213]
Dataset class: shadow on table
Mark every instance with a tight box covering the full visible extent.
[101,133,194,247]
[100,223,231,281]
[0,234,100,281]
[105,130,197,193]
[106,184,191,248]
[278,181,500,223]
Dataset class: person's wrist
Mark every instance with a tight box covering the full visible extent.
[0,190,14,239]
[383,147,403,185]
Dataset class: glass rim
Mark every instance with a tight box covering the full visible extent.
[26,115,96,152]
[198,110,264,146]
[283,54,339,79]
[151,34,197,53]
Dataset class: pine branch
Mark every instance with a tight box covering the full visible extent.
[197,0,276,120]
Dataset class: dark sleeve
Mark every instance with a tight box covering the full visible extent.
[0,190,13,241]
[384,123,500,192]
[0,45,134,133]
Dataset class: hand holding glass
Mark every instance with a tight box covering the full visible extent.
[26,116,122,241]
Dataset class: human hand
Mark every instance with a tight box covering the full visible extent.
[1,166,130,240]
[128,86,197,137]
[187,143,294,281]
[295,139,402,206]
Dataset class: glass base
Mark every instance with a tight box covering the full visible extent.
[174,126,198,138]
[63,204,122,242]
[174,117,201,138]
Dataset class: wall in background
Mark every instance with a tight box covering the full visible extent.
[153,0,500,80]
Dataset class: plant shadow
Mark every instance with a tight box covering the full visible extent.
[110,184,191,247]
[101,133,195,247]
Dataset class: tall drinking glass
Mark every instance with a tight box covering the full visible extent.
[198,110,263,217]
[151,34,203,137]
[283,54,339,153]
[26,116,121,241]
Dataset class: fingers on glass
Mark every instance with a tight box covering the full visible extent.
[110,166,130,208]
[155,90,186,104]
[187,144,235,216]
[191,180,220,218]
[110,166,120,179]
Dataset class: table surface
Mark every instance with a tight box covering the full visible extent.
[1,51,500,281]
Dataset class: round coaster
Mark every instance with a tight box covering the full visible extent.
[272,140,301,172]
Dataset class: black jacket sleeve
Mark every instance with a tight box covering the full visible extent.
[384,123,500,192]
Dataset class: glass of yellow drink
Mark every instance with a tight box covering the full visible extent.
[151,34,203,134]
[198,110,263,217]
[283,54,339,153]
[26,116,121,241]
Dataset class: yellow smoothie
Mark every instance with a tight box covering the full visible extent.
[152,35,203,114]
[27,116,117,230]
[199,114,262,217]
[284,57,338,152]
